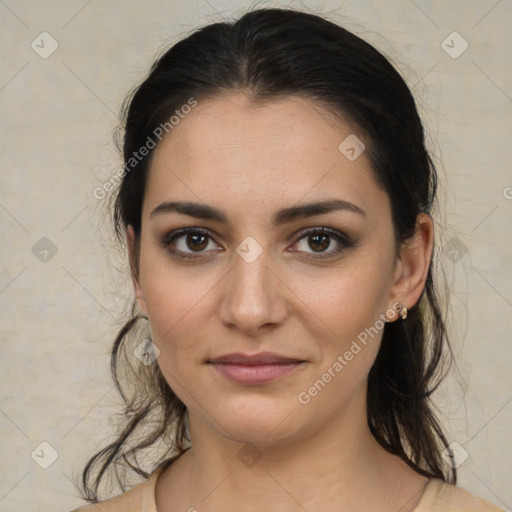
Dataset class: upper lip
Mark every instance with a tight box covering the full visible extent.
[208,352,305,364]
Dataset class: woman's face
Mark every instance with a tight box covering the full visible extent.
[131,92,409,446]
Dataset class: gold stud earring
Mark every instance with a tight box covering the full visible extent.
[399,305,408,320]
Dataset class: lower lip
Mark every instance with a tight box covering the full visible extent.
[209,362,304,385]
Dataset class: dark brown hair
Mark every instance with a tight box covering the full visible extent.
[81,7,456,502]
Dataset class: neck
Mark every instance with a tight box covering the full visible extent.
[156,388,428,512]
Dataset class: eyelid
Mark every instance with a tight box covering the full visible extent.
[290,226,354,257]
[160,227,214,247]
[160,227,221,258]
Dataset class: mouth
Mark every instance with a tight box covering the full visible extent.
[207,352,307,385]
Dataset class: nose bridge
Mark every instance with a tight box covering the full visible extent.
[219,238,287,332]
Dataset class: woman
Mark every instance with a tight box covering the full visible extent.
[73,7,504,511]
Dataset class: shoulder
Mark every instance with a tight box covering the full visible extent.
[70,467,162,512]
[415,478,505,511]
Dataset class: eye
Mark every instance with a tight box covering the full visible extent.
[291,227,352,258]
[161,228,221,259]
[161,226,353,260]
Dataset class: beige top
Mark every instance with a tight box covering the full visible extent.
[72,461,505,512]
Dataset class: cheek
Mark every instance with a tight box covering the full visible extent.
[289,255,394,348]
[139,238,214,328]
[292,274,385,396]
[138,253,220,385]
[144,281,207,398]
[287,268,389,427]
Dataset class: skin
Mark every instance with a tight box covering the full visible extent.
[127,92,434,511]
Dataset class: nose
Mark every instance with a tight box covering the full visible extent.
[219,247,289,336]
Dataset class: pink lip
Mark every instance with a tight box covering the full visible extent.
[208,351,304,364]
[207,352,306,385]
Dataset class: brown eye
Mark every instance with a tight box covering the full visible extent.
[292,227,353,258]
[161,228,221,259]
[308,233,331,252]
[186,232,209,251]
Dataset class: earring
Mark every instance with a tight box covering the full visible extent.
[385,303,408,323]
[390,302,407,321]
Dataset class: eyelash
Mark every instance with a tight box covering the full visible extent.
[160,227,354,260]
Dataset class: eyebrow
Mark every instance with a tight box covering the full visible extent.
[149,198,366,226]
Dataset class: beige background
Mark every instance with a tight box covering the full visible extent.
[0,0,511,510]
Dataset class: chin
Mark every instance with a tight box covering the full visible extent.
[212,394,308,446]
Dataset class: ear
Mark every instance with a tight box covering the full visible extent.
[388,213,434,319]
[127,225,147,316]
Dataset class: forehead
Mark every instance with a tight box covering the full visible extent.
[143,92,388,224]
